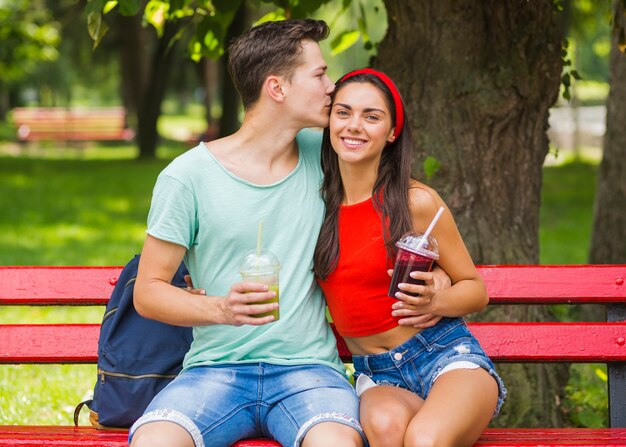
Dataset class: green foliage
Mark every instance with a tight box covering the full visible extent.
[561,39,583,101]
[86,0,384,63]
[422,155,441,181]
[563,0,613,83]
[0,0,61,85]
[563,364,608,427]
[330,30,361,55]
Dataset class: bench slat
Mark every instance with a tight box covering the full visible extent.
[478,265,626,303]
[3,322,625,364]
[0,267,121,305]
[0,324,100,363]
[2,265,624,306]
[18,130,134,141]
[475,428,626,445]
[1,426,625,447]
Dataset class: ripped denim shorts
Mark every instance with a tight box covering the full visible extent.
[352,317,507,415]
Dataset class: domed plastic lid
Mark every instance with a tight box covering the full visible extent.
[395,231,439,260]
[238,249,281,276]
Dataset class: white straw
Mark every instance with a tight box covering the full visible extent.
[417,206,445,250]
[256,220,264,256]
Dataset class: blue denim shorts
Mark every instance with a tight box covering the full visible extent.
[352,317,506,415]
[128,363,365,447]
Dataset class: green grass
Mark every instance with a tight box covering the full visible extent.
[0,143,604,427]
[540,160,597,264]
[0,141,187,426]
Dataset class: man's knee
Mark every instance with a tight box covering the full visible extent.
[130,421,196,447]
[301,420,363,447]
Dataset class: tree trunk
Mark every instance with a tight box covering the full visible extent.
[375,0,567,426]
[118,12,148,131]
[196,58,219,140]
[117,13,180,159]
[218,4,251,138]
[589,0,626,264]
[136,21,181,159]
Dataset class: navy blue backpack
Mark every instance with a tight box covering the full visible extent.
[74,255,193,428]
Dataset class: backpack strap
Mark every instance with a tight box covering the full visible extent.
[73,399,93,426]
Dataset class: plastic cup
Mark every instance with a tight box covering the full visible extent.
[388,231,439,298]
[238,249,281,320]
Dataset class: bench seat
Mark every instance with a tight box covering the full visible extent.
[1,426,625,447]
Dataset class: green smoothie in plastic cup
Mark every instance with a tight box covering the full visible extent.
[238,249,281,320]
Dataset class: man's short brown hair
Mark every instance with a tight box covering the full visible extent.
[227,19,330,109]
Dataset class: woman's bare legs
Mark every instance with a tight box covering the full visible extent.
[360,368,498,447]
[360,386,424,447]
[404,368,498,447]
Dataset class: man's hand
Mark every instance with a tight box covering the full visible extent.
[220,282,278,326]
[184,275,278,326]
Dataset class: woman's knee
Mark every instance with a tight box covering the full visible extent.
[404,428,451,447]
[363,407,406,437]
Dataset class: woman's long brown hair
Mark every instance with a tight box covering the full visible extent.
[313,73,415,280]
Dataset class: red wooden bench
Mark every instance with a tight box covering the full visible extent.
[1,264,625,446]
[11,107,135,142]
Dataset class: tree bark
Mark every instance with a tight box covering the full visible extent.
[589,0,626,264]
[375,0,567,426]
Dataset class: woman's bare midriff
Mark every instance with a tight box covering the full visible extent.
[344,324,424,355]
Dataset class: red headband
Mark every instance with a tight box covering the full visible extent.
[338,68,405,139]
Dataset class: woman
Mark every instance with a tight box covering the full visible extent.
[314,68,506,447]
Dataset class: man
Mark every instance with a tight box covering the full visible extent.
[129,19,365,447]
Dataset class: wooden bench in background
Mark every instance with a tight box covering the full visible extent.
[1,265,625,446]
[11,107,135,142]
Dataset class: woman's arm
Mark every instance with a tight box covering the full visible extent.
[394,184,488,317]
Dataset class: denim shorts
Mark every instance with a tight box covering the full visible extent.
[352,317,507,415]
[128,362,365,447]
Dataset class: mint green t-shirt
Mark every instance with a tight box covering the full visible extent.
[146,129,345,375]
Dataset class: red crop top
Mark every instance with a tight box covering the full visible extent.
[318,198,399,337]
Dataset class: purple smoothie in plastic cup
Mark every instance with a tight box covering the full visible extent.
[388,231,439,298]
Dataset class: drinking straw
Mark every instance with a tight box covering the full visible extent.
[417,206,445,251]
[256,220,264,256]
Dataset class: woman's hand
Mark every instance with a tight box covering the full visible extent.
[184,274,206,295]
[388,265,451,328]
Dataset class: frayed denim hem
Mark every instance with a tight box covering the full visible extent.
[294,412,367,447]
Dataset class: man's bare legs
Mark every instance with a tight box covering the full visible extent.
[302,421,363,447]
[130,421,194,447]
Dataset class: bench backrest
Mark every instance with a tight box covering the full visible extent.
[11,107,134,141]
[1,265,625,363]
